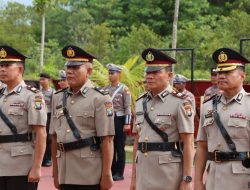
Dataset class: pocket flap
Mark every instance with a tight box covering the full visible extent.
[232,162,250,174]
[202,118,214,127]
[77,111,94,118]
[158,154,181,164]
[228,118,247,128]
[80,147,101,158]
[55,109,64,118]
[154,116,171,125]
[8,109,24,116]
[11,145,33,157]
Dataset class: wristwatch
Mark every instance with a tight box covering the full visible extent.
[183,176,192,183]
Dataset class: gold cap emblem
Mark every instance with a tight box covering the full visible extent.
[67,47,75,57]
[146,51,154,62]
[218,51,228,63]
[0,48,7,58]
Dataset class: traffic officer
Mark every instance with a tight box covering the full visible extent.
[50,45,115,190]
[203,68,222,101]
[0,45,47,190]
[102,63,132,181]
[130,48,194,190]
[39,72,55,167]
[195,48,250,190]
[173,74,196,111]
[58,70,69,89]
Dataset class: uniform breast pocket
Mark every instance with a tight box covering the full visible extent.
[76,111,95,128]
[231,162,250,175]
[202,118,215,139]
[154,115,172,130]
[8,109,25,125]
[11,144,33,157]
[134,115,144,133]
[80,147,101,159]
[228,118,248,139]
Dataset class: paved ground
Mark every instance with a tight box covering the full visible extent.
[38,164,132,190]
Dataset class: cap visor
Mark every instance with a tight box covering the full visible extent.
[215,65,238,72]
[145,66,166,73]
[65,61,85,66]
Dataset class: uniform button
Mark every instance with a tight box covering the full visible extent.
[150,107,154,111]
[168,158,172,161]
[20,150,24,153]
[84,113,87,116]
[3,99,7,102]
[66,129,70,133]
[60,110,63,114]
[144,152,148,156]
[71,100,74,104]
[145,137,149,141]
[156,119,160,122]
[218,143,221,147]
[69,115,72,118]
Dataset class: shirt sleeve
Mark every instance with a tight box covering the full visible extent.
[94,95,115,137]
[28,91,47,127]
[123,86,132,115]
[49,95,56,135]
[196,105,207,141]
[177,97,194,133]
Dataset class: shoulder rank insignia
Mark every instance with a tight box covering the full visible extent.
[171,91,186,99]
[94,87,109,95]
[136,92,147,101]
[55,88,67,94]
[27,85,39,93]
[203,94,217,104]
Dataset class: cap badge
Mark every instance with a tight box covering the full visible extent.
[67,47,75,57]
[218,51,228,62]
[0,48,7,58]
[146,51,154,62]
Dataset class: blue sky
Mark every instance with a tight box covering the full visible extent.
[4,0,32,6]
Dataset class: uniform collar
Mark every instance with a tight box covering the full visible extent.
[67,79,94,97]
[4,80,26,95]
[220,88,246,105]
[148,85,172,102]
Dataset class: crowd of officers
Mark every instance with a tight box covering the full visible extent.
[0,44,249,190]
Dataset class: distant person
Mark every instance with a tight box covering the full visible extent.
[39,72,55,167]
[203,68,222,101]
[0,45,47,190]
[102,63,132,181]
[173,74,196,111]
[58,70,69,89]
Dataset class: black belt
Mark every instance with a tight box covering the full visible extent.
[208,151,250,163]
[138,142,182,153]
[57,136,101,153]
[0,133,32,143]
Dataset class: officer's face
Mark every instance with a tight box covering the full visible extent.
[217,69,245,91]
[39,77,50,88]
[0,63,23,84]
[66,64,92,89]
[108,71,120,82]
[145,68,172,93]
[211,73,218,85]
[58,79,69,89]
[173,82,185,92]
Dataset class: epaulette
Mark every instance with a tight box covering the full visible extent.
[55,88,67,94]
[136,92,147,101]
[171,91,186,99]
[203,94,217,104]
[94,87,109,95]
[27,85,39,93]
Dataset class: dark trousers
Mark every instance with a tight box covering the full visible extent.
[43,113,51,162]
[60,184,100,190]
[0,176,38,190]
[111,115,126,176]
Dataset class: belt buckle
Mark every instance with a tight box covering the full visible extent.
[214,150,221,163]
[58,142,65,153]
[141,142,148,153]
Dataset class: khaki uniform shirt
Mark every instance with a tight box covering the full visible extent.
[197,88,250,190]
[50,79,115,185]
[103,83,131,116]
[41,87,55,113]
[183,89,196,112]
[204,85,221,102]
[132,85,194,190]
[0,80,47,176]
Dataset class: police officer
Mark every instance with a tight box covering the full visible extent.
[102,63,132,181]
[50,45,115,190]
[195,48,250,190]
[58,70,69,89]
[39,72,55,167]
[0,45,47,190]
[173,74,196,111]
[203,68,222,101]
[130,48,194,190]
